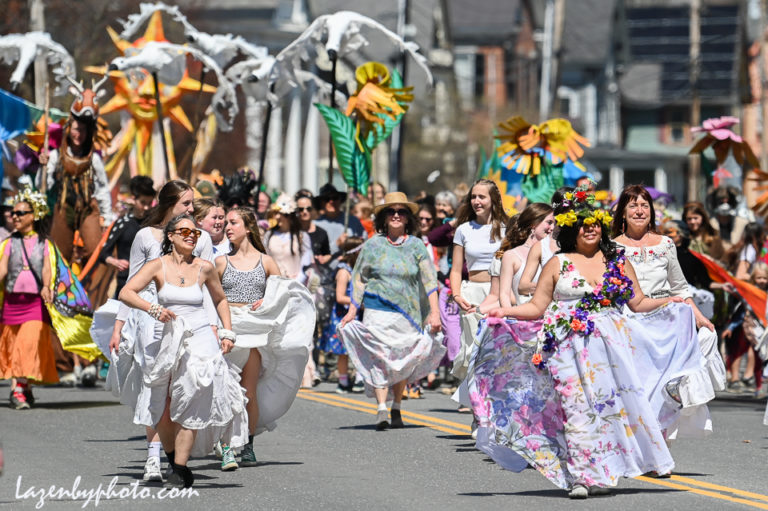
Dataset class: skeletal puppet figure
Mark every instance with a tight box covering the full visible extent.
[276,10,433,85]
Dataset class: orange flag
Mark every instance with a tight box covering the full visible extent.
[689,250,766,326]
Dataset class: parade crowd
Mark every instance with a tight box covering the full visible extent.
[2,160,768,496]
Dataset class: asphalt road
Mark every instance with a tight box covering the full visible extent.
[0,380,766,510]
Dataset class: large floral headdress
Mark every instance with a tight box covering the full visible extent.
[13,186,49,221]
[553,185,612,228]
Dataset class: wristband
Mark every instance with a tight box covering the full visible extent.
[148,303,163,320]
[218,328,237,343]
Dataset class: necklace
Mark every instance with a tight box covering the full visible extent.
[386,234,407,246]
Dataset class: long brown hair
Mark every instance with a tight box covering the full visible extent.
[611,184,658,237]
[227,206,267,254]
[682,202,719,243]
[454,179,509,242]
[496,202,552,257]
[725,222,764,272]
[143,180,193,227]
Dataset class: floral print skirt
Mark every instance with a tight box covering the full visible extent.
[468,309,676,489]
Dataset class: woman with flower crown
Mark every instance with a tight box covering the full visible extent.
[482,190,699,498]
[0,188,59,409]
[612,185,722,443]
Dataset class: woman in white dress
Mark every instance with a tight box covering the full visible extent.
[215,207,314,470]
[94,180,217,482]
[517,188,573,297]
[449,179,508,379]
[612,185,723,441]
[477,203,554,313]
[119,214,247,488]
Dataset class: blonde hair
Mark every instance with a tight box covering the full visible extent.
[749,261,768,285]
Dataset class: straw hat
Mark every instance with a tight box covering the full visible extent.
[373,191,419,216]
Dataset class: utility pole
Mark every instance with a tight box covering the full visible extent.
[539,0,555,122]
[760,0,768,172]
[688,0,701,201]
[30,0,48,105]
[390,0,409,191]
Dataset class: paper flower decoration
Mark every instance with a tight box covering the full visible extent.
[690,116,759,168]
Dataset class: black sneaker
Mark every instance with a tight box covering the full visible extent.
[335,383,351,394]
[390,409,404,428]
[351,380,365,393]
[164,465,194,489]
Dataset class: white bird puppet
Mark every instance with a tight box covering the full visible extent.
[276,10,433,85]
[225,56,347,109]
[118,2,268,68]
[108,41,239,131]
[0,31,76,94]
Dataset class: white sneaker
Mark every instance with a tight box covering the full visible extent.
[143,456,163,482]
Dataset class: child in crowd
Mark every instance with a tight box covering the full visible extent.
[319,237,364,393]
[723,261,768,394]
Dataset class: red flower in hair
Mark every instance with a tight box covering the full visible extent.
[575,191,588,201]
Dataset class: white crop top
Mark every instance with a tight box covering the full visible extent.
[453,221,505,272]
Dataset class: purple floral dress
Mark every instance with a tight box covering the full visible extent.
[468,252,676,489]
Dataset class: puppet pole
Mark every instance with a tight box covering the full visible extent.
[152,72,171,180]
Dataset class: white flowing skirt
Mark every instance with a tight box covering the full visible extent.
[133,314,249,456]
[224,277,314,435]
[91,296,161,410]
[625,303,714,439]
[339,308,446,396]
[451,281,491,379]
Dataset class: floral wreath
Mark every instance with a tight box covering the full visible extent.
[553,185,612,228]
[13,186,49,221]
[531,252,634,369]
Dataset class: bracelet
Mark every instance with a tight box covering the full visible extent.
[218,328,237,343]
[148,303,162,320]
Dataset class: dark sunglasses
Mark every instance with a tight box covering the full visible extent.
[297,206,313,212]
[174,227,202,238]
[10,210,32,218]
[419,216,433,222]
[385,208,410,217]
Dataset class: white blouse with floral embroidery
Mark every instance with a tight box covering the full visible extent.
[615,236,692,300]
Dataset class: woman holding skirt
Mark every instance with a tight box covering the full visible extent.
[612,185,722,441]
[216,207,314,469]
[339,192,445,430]
[119,214,247,488]
[479,191,692,498]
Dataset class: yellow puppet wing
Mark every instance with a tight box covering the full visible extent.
[44,240,104,362]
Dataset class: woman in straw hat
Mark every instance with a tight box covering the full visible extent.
[339,192,445,430]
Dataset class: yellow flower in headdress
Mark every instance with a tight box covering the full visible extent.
[14,186,49,221]
[555,211,577,227]
[582,216,597,226]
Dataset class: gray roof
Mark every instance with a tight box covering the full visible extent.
[561,0,617,66]
[447,0,523,45]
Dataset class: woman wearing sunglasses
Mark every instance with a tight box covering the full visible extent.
[119,214,247,488]
[93,180,217,484]
[339,192,445,430]
[0,188,59,409]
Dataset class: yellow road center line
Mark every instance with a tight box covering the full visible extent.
[668,475,768,503]
[296,392,469,436]
[299,391,765,509]
[299,390,473,431]
[635,476,768,510]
